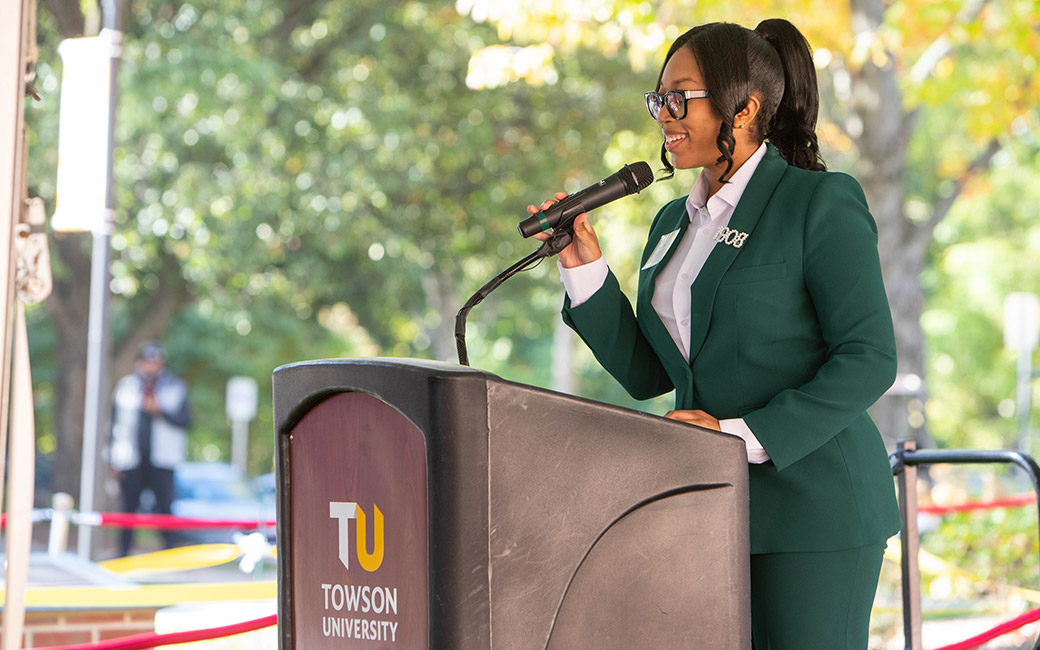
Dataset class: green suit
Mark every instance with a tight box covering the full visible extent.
[562,145,901,555]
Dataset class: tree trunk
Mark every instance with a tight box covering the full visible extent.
[848,0,932,451]
[424,270,459,363]
[46,233,91,498]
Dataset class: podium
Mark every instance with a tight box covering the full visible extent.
[273,358,750,649]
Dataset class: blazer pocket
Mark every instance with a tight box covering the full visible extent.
[720,261,787,285]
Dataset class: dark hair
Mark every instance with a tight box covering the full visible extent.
[655,19,825,180]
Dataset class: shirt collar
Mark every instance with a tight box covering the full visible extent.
[685,142,768,224]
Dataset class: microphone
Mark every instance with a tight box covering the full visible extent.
[517,161,655,238]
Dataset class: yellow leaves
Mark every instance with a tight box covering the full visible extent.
[817,121,855,154]
[934,57,954,79]
[463,0,866,74]
[318,303,382,356]
[774,1,854,55]
[936,156,965,181]
[466,44,556,89]
[462,0,1039,149]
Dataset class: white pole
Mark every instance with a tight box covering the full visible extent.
[1017,348,1035,454]
[76,3,123,559]
[226,376,258,472]
[1005,292,1039,454]
[49,492,75,555]
[232,419,250,472]
[77,225,112,558]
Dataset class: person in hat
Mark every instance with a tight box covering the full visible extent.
[109,341,193,555]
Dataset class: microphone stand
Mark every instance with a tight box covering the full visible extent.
[455,228,574,366]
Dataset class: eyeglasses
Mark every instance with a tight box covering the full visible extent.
[644,90,709,120]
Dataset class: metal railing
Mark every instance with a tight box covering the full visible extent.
[890,439,1040,650]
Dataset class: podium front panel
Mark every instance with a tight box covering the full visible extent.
[287,392,428,649]
[486,380,749,649]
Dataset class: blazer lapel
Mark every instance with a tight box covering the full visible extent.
[636,200,689,364]
[686,146,789,362]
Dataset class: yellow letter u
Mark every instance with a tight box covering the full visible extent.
[356,504,384,572]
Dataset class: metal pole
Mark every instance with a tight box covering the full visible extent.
[232,419,249,472]
[892,444,1040,650]
[895,440,923,650]
[76,0,122,559]
[76,227,111,558]
[48,492,74,555]
[1017,346,1034,454]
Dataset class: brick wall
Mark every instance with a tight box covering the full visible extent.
[3,608,158,648]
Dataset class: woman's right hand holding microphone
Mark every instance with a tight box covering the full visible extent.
[527,192,604,269]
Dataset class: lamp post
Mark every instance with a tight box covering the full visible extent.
[53,3,123,559]
[1004,292,1039,454]
[226,376,258,472]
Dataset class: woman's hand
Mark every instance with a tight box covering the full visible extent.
[665,409,721,431]
[527,192,603,269]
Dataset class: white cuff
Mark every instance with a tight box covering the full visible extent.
[719,418,770,464]
[558,256,608,308]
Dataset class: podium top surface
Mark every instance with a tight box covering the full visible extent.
[272,357,682,438]
[275,356,485,378]
[273,357,493,433]
[272,357,745,462]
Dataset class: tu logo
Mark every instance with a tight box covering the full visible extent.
[329,502,385,572]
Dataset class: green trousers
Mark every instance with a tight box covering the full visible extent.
[750,542,887,650]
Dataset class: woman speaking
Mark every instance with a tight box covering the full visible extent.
[530,19,900,649]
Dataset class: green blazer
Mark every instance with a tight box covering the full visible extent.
[563,145,901,554]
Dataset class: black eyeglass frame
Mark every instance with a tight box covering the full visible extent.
[644,89,710,120]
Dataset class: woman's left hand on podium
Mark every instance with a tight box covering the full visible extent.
[664,409,721,431]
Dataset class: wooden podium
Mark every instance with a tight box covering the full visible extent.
[273,358,750,649]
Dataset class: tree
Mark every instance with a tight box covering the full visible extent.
[27,0,654,500]
[29,0,1038,510]
[459,0,1040,448]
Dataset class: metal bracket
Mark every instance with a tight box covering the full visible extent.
[15,196,52,304]
[891,442,1040,650]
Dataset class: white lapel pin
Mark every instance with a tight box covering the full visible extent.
[714,226,749,249]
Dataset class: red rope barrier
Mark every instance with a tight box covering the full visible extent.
[92,512,276,530]
[931,605,1040,650]
[0,511,276,530]
[7,489,1030,531]
[32,613,276,650]
[919,492,1037,515]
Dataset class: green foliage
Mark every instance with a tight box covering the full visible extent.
[28,0,676,480]
[922,506,1039,598]
[24,0,1040,491]
[923,138,1040,451]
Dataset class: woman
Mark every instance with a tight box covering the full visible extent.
[529,19,900,649]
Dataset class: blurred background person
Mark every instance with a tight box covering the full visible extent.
[109,340,192,556]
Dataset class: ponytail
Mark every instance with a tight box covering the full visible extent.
[754,19,825,171]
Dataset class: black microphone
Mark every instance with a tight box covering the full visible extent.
[517,161,655,238]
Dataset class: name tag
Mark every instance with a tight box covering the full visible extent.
[641,229,681,270]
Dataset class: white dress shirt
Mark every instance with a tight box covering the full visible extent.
[560,143,770,463]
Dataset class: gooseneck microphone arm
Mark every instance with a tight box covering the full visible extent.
[455,161,654,366]
[455,229,573,366]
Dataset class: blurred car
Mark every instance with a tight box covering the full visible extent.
[251,472,276,510]
[172,462,276,544]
